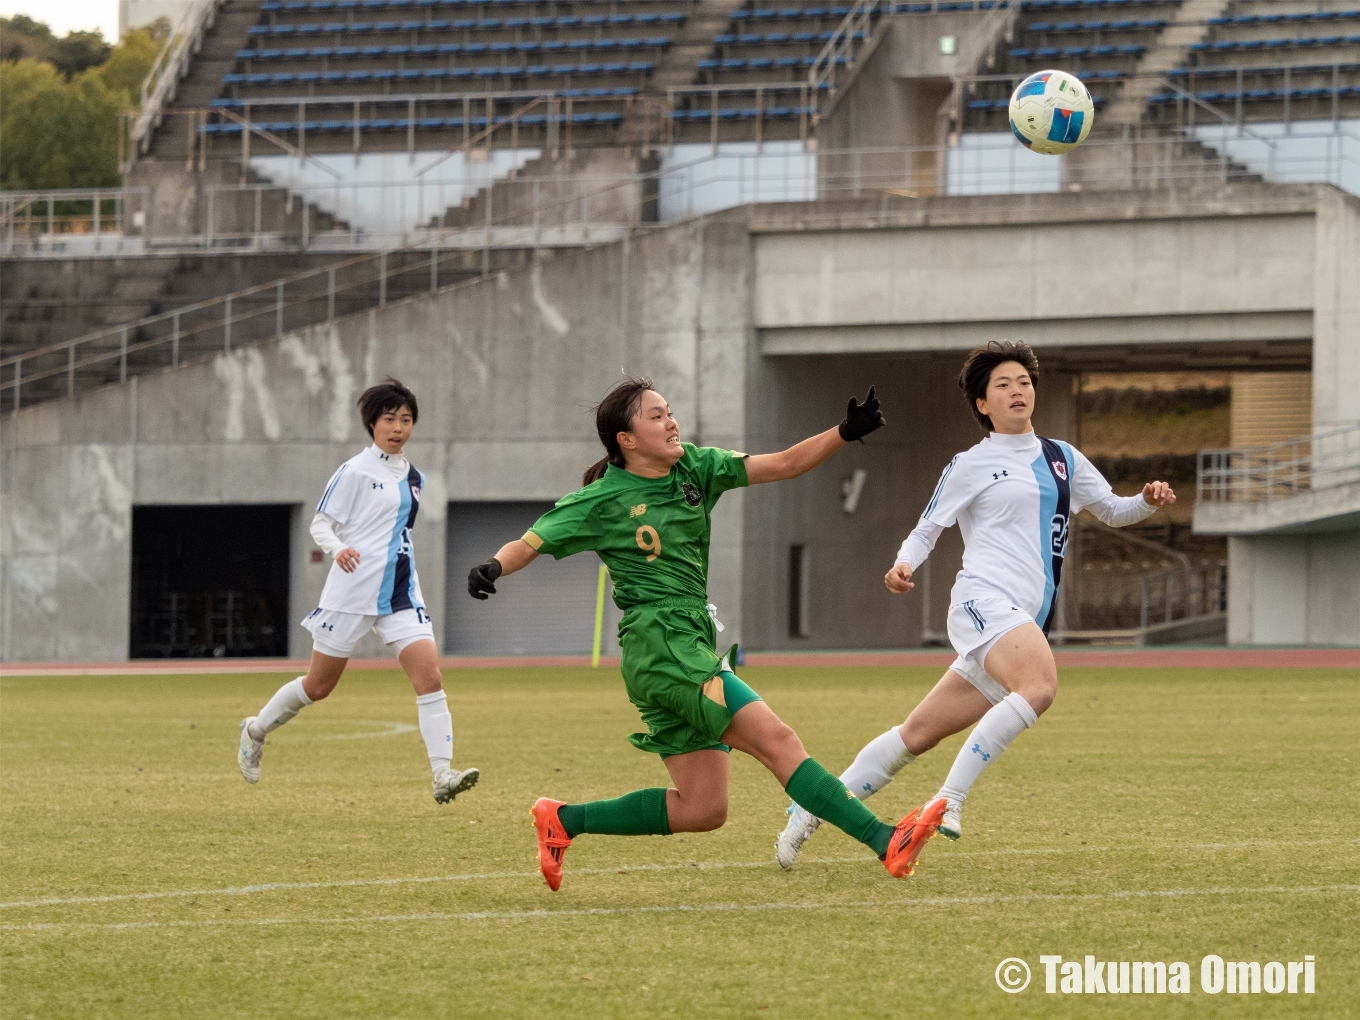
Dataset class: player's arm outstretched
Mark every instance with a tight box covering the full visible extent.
[467,536,537,598]
[744,386,885,485]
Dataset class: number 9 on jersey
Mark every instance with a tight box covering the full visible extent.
[636,525,661,562]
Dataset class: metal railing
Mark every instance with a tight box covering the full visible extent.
[2,189,150,255]
[809,0,884,104]
[1197,422,1360,504]
[130,0,220,156]
[0,154,697,412]
[1139,565,1228,631]
[6,132,1360,410]
[7,127,1358,258]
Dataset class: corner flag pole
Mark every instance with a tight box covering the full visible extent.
[591,563,608,667]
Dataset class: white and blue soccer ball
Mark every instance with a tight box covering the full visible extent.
[1008,70,1094,155]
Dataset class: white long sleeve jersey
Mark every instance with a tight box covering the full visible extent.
[895,430,1155,633]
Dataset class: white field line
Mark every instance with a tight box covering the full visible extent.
[3,884,1356,934]
[0,719,416,750]
[2,838,1355,911]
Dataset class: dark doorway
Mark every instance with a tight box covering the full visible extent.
[131,505,292,658]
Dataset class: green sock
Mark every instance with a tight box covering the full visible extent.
[557,788,670,838]
[785,757,894,857]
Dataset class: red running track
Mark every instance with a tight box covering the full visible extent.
[2,647,1357,677]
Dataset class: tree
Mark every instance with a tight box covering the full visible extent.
[0,26,159,189]
[0,15,55,64]
[49,30,112,80]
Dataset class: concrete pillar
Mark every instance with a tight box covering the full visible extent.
[1311,189,1360,430]
[816,13,991,197]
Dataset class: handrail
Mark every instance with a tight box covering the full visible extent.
[1138,564,1227,631]
[416,96,547,177]
[809,0,883,102]
[131,0,219,155]
[1197,422,1360,505]
[0,151,723,406]
[216,107,342,179]
[939,1,1017,138]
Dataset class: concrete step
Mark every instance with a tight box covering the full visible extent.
[649,0,750,93]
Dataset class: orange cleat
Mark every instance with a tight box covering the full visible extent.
[530,797,573,891]
[882,797,948,878]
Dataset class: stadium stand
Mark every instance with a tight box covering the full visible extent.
[1148,0,1360,125]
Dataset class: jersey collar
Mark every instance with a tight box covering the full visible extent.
[987,430,1041,455]
[366,443,408,478]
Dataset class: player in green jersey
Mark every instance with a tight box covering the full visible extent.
[466,377,943,890]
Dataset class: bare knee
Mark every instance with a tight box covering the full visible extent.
[1010,674,1057,717]
[691,800,728,832]
[899,713,945,756]
[767,720,804,759]
[304,677,337,701]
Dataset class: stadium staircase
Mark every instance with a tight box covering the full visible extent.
[1101,0,1231,126]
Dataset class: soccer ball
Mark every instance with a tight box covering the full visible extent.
[1008,70,1094,155]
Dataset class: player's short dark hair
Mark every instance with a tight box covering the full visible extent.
[582,375,654,486]
[958,340,1040,432]
[357,378,419,437]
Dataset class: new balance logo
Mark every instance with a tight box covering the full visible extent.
[971,742,990,761]
[629,503,647,517]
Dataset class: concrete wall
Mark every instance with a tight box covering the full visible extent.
[1311,188,1360,431]
[739,352,1077,650]
[0,218,752,662]
[1227,532,1360,645]
[750,195,1318,358]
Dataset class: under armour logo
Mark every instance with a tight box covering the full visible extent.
[321,622,334,632]
[371,482,384,489]
[971,742,990,761]
[862,782,873,792]
[992,470,1009,480]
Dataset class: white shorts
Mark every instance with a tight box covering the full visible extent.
[302,606,434,658]
[947,595,1034,673]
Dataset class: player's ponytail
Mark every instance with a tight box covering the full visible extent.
[582,375,654,486]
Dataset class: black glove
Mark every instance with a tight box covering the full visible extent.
[838,385,886,443]
[467,558,502,600]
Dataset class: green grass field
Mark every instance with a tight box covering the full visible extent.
[2,665,1357,1019]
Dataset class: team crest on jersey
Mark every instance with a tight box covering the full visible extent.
[410,484,421,500]
[1052,460,1068,481]
[681,482,702,507]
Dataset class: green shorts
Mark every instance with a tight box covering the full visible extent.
[618,597,763,758]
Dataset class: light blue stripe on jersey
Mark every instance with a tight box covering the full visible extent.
[925,456,958,518]
[376,475,413,616]
[1028,441,1074,629]
[1030,451,1060,630]
[317,464,348,513]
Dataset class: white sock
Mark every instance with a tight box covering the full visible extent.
[839,727,916,799]
[250,677,313,740]
[416,690,453,776]
[937,692,1038,805]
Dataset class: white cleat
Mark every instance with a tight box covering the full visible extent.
[938,798,963,841]
[433,766,480,805]
[775,801,823,870]
[238,718,264,784]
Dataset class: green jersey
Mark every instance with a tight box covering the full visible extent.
[523,443,748,609]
